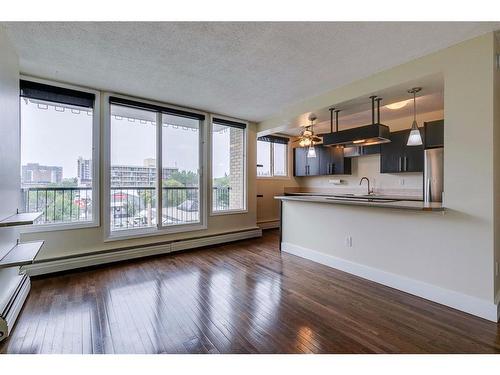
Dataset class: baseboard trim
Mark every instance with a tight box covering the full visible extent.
[282,242,499,322]
[496,290,500,321]
[24,228,262,277]
[257,220,280,230]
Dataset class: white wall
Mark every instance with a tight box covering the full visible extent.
[260,33,498,306]
[0,27,22,309]
[19,101,258,261]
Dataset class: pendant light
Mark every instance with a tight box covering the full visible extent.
[407,87,423,146]
[306,114,317,158]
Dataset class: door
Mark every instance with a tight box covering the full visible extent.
[318,146,332,175]
[424,148,444,202]
[330,146,351,175]
[424,119,444,149]
[306,149,320,176]
[380,131,405,173]
[294,147,308,176]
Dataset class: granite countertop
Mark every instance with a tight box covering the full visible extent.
[283,191,424,201]
[274,195,444,212]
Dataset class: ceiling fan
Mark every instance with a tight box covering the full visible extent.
[293,114,322,148]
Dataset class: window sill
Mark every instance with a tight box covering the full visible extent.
[210,209,248,216]
[20,221,99,234]
[105,222,207,242]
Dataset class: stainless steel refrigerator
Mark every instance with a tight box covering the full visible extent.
[424,148,444,203]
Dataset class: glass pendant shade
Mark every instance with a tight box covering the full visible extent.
[407,120,423,146]
[407,87,423,146]
[307,145,316,158]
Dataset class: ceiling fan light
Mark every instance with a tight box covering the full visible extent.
[307,145,316,158]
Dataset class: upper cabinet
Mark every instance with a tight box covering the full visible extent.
[424,119,444,149]
[380,129,424,173]
[294,146,351,176]
[318,146,352,175]
[294,147,319,176]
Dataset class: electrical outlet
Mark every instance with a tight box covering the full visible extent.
[345,236,352,248]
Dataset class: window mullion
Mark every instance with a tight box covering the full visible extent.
[270,143,275,177]
[156,112,162,229]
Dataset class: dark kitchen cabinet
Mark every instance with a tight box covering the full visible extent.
[380,129,424,173]
[424,119,444,148]
[294,147,319,176]
[318,146,352,175]
[294,146,351,176]
[362,144,381,155]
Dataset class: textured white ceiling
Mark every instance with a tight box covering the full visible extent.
[2,22,499,122]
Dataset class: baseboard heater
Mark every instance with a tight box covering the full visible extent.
[23,228,262,277]
[0,274,30,340]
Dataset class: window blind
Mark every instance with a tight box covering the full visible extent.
[257,135,289,144]
[109,96,205,121]
[20,80,95,108]
[212,117,246,129]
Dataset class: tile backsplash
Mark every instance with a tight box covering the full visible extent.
[297,154,423,197]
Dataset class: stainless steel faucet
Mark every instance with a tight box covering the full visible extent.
[359,177,373,195]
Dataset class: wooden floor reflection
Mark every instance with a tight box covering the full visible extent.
[1,229,499,353]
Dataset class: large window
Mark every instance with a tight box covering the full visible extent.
[211,117,247,213]
[257,135,289,177]
[20,79,98,227]
[108,97,205,236]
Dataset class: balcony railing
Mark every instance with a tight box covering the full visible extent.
[21,186,231,226]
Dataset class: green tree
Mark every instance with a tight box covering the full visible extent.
[163,178,187,207]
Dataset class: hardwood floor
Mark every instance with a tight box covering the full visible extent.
[1,229,499,354]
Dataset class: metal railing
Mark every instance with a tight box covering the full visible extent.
[22,186,93,224]
[21,186,231,226]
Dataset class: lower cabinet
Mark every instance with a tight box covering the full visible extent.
[294,146,351,176]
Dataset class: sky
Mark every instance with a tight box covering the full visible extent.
[21,100,232,180]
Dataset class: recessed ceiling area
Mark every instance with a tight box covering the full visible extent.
[274,74,444,137]
[2,22,498,122]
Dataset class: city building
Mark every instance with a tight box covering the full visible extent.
[77,157,92,186]
[21,163,62,186]
[110,159,178,187]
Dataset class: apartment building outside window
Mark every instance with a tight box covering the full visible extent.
[257,135,289,177]
[211,117,247,213]
[19,79,99,228]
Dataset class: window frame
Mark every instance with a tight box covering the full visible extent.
[103,93,208,242]
[256,137,290,179]
[19,75,100,233]
[209,114,248,216]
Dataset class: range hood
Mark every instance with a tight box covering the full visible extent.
[322,96,391,147]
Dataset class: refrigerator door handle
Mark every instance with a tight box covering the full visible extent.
[425,178,431,203]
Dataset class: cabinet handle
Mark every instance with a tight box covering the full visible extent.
[404,156,408,171]
[398,157,402,172]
